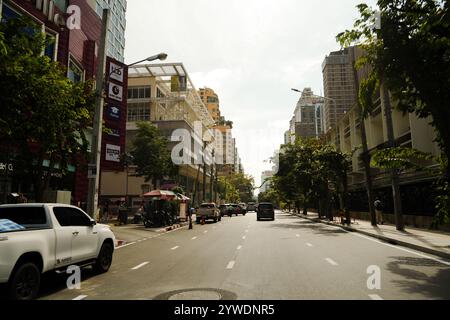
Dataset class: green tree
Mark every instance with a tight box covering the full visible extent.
[273,139,350,220]
[0,17,95,202]
[337,0,450,226]
[130,122,177,187]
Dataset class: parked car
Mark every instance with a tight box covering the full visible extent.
[196,203,221,223]
[239,203,248,214]
[230,204,244,216]
[257,202,275,221]
[0,204,116,300]
[247,202,257,212]
[219,204,230,217]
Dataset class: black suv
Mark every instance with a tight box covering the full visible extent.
[257,203,275,221]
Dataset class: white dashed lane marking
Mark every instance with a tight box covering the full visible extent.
[306,243,313,247]
[369,294,383,300]
[131,262,149,270]
[227,261,236,269]
[237,245,242,250]
[171,246,180,251]
[325,258,338,266]
[72,295,88,300]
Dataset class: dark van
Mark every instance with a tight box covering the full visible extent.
[257,203,275,221]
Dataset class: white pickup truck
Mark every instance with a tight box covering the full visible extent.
[0,204,116,300]
[196,203,221,223]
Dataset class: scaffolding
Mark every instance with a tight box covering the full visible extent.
[128,63,215,129]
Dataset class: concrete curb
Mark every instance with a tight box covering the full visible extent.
[156,222,189,233]
[289,212,450,260]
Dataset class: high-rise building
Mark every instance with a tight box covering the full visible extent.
[88,0,127,62]
[293,88,325,139]
[322,48,358,132]
[199,87,221,122]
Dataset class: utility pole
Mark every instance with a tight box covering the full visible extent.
[0,0,3,19]
[382,81,404,231]
[202,141,207,203]
[210,150,215,203]
[86,9,110,218]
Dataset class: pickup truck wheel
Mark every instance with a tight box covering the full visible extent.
[94,242,113,274]
[8,262,41,300]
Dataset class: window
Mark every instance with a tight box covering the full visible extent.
[127,102,151,122]
[128,86,151,99]
[45,32,57,61]
[0,206,47,229]
[54,207,92,227]
[68,58,84,83]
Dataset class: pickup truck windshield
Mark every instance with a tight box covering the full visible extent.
[0,207,47,229]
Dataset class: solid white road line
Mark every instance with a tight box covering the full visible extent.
[325,258,339,266]
[131,262,149,270]
[171,246,180,251]
[227,261,236,269]
[72,295,88,300]
[237,245,243,250]
[343,227,450,266]
[369,294,383,300]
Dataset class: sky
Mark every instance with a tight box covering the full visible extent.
[124,0,377,190]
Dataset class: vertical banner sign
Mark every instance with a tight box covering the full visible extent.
[102,57,128,171]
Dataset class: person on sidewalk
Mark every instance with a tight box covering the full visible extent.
[374,197,384,225]
[118,198,129,226]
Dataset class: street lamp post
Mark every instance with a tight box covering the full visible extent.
[85,17,168,218]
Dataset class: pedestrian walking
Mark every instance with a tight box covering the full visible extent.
[102,201,110,223]
[188,206,196,229]
[374,197,384,225]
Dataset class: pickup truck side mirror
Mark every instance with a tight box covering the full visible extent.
[89,220,97,227]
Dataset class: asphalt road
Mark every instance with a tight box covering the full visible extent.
[38,211,450,300]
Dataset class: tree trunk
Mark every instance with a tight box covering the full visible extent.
[350,48,377,226]
[382,81,404,231]
[343,168,351,226]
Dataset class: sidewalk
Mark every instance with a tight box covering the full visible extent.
[289,211,450,260]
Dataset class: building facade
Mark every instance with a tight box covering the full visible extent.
[326,46,443,227]
[100,62,216,208]
[199,87,221,122]
[322,49,358,132]
[88,0,126,62]
[1,0,106,207]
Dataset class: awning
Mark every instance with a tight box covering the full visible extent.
[143,190,177,200]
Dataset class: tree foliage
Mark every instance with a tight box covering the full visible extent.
[130,122,176,185]
[273,139,351,219]
[0,17,95,201]
[217,173,254,203]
